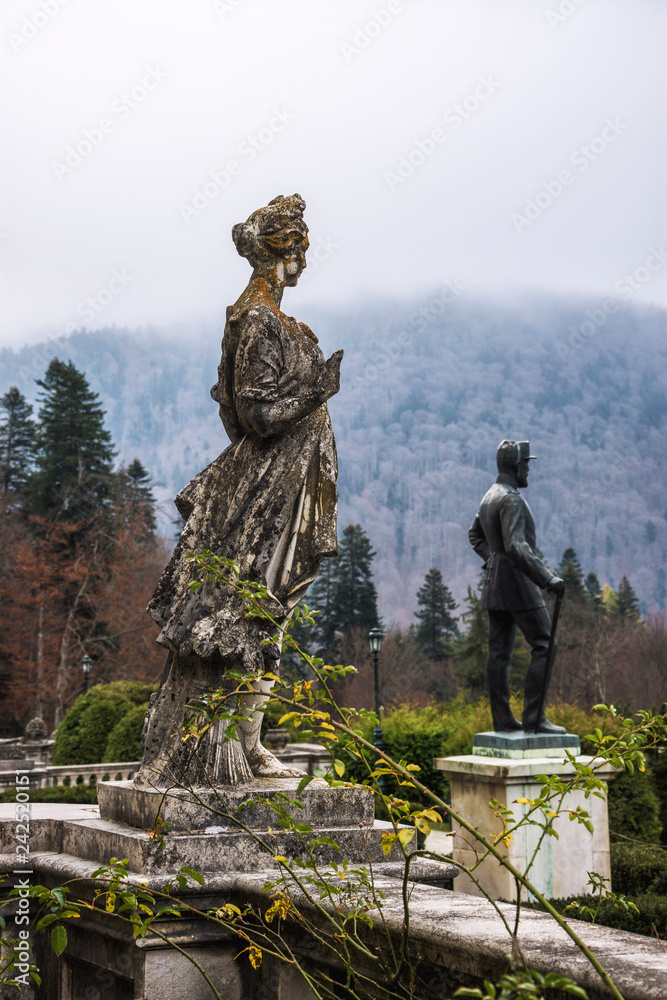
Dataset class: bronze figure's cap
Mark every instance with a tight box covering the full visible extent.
[496,440,537,468]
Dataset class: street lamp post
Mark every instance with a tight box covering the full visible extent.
[81,655,92,694]
[368,627,389,796]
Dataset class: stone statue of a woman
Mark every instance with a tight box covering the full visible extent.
[134,194,343,788]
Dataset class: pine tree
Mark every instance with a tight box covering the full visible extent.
[615,576,642,621]
[558,547,586,601]
[330,524,380,637]
[27,360,115,525]
[414,568,458,660]
[115,458,157,539]
[0,387,36,507]
[451,586,488,697]
[584,571,601,601]
[309,556,339,654]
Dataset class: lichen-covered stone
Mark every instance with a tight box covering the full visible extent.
[135,195,343,789]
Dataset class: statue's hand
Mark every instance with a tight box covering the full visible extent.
[320,349,344,400]
[547,576,565,597]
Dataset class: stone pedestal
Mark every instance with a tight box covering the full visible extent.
[2,780,444,999]
[435,733,616,902]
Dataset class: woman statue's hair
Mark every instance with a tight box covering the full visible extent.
[232,193,308,267]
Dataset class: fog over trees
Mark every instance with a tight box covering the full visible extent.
[2,293,665,627]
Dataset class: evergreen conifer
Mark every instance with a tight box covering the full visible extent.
[115,458,157,538]
[28,360,115,524]
[331,524,380,637]
[584,571,602,603]
[558,547,586,600]
[615,576,642,620]
[414,567,458,660]
[0,387,36,507]
[309,556,339,653]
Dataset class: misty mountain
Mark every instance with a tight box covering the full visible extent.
[2,293,666,627]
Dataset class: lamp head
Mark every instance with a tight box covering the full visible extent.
[368,627,383,654]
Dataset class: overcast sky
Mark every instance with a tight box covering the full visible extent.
[1,0,665,348]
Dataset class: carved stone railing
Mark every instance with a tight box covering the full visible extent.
[39,762,140,788]
[0,743,330,791]
[38,744,329,789]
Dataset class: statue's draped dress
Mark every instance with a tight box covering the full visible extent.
[136,279,338,785]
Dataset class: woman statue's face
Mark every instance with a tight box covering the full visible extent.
[283,235,309,287]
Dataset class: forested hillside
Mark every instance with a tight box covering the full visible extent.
[2,293,666,626]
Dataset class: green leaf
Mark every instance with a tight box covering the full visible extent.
[51,924,67,957]
[296,774,315,795]
[181,866,205,886]
[563,986,589,999]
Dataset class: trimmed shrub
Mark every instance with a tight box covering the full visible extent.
[610,843,667,896]
[103,702,150,763]
[331,696,625,812]
[532,892,667,938]
[608,768,662,844]
[0,785,98,804]
[52,681,157,765]
[542,702,620,754]
[647,748,667,845]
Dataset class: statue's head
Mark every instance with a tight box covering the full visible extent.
[232,194,309,285]
[496,439,536,488]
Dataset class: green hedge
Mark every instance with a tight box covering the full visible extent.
[609,843,667,895]
[0,785,98,804]
[647,747,667,845]
[330,696,627,813]
[524,844,667,939]
[608,769,662,845]
[52,681,157,765]
[537,892,667,938]
[103,702,150,763]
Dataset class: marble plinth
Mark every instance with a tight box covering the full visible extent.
[98,777,374,832]
[473,730,581,759]
[435,747,616,902]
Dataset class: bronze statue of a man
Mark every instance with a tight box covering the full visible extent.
[468,440,565,734]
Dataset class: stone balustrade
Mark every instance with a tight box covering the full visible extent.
[39,761,140,788]
[0,742,330,792]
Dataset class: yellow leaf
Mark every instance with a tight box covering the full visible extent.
[274,855,288,863]
[423,808,442,823]
[265,894,290,922]
[318,731,339,741]
[278,712,298,726]
[415,817,431,836]
[105,892,116,913]
[381,833,397,856]
[515,797,530,805]
[398,828,416,847]
[333,759,345,777]
[248,946,262,969]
